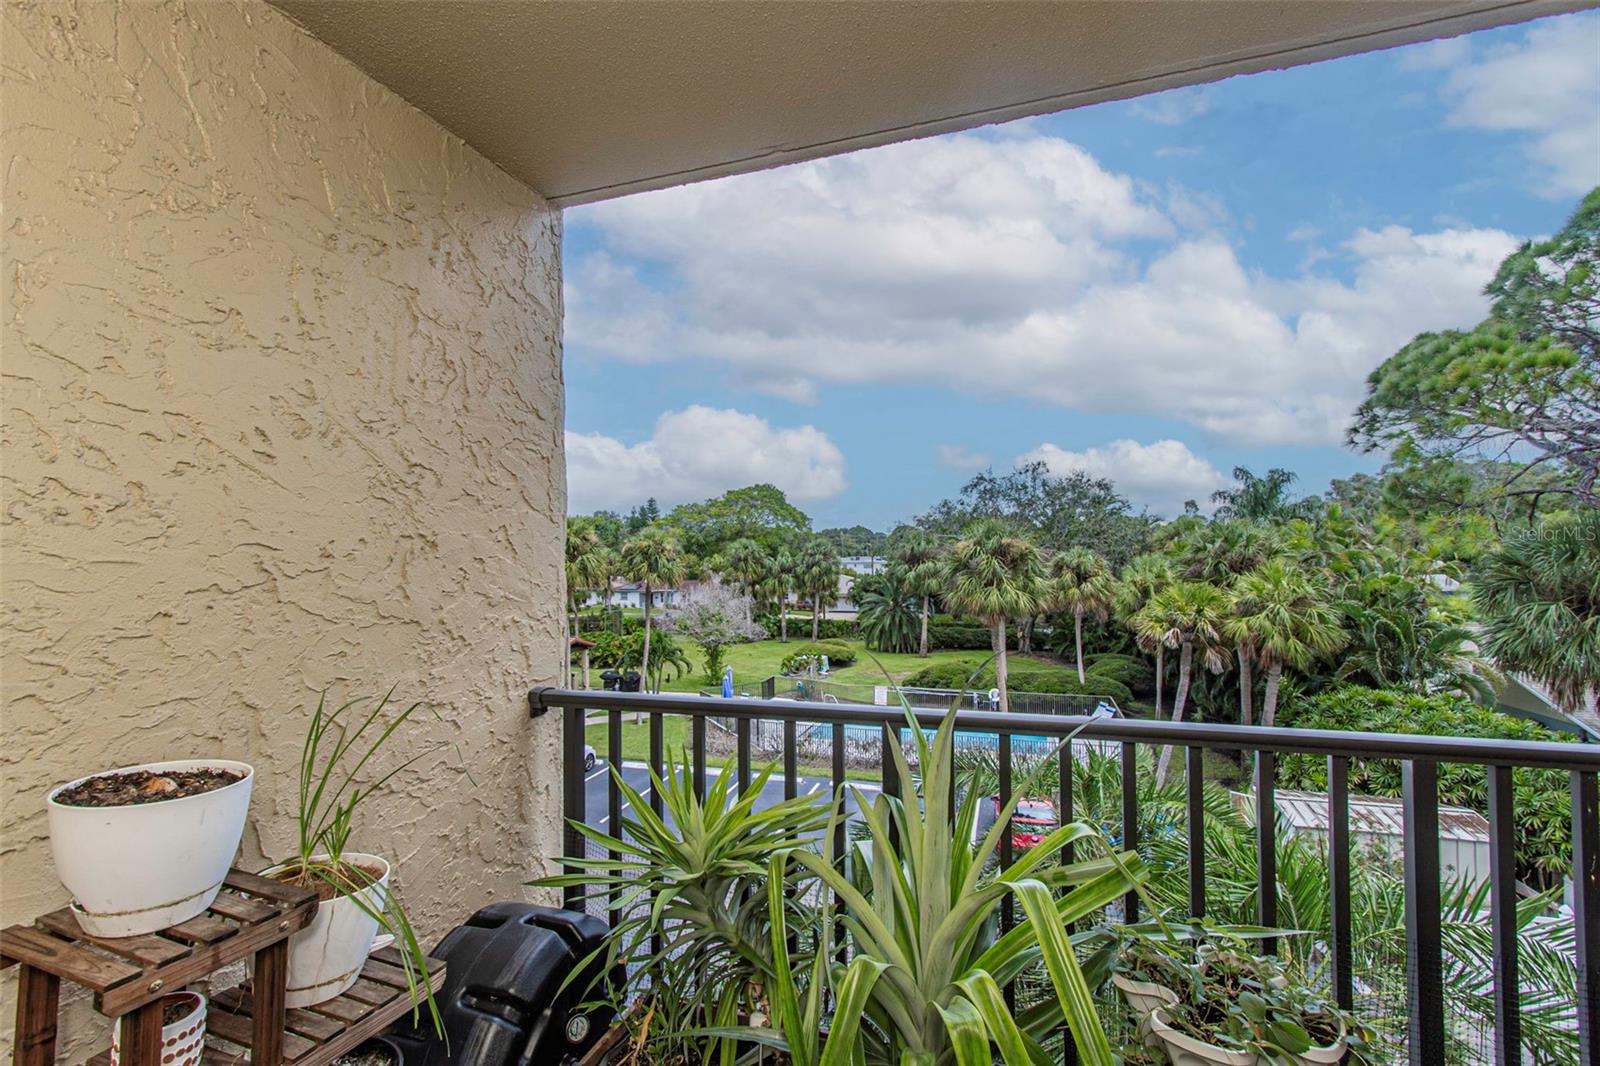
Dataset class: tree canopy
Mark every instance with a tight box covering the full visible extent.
[918,462,1156,566]
[662,484,813,558]
[1350,186,1599,510]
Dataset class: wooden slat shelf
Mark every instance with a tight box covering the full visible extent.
[83,947,448,1066]
[1,868,442,1066]
[0,869,317,1016]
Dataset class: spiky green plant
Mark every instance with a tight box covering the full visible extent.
[744,703,1150,1066]
[284,688,444,1036]
[530,750,831,1065]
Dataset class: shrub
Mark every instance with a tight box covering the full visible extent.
[924,617,1024,651]
[900,657,1132,705]
[779,641,858,673]
[1084,652,1155,695]
[1277,685,1574,886]
[755,615,858,642]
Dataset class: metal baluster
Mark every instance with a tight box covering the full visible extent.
[648,712,664,816]
[607,707,622,928]
[692,714,707,803]
[783,719,798,800]
[1403,759,1444,1064]
[1121,740,1139,922]
[1256,751,1277,957]
[999,730,1014,1011]
[1328,756,1353,1013]
[1486,765,1520,1065]
[562,705,586,911]
[736,716,752,797]
[1187,745,1205,918]
[1574,770,1600,1060]
[1060,736,1077,1066]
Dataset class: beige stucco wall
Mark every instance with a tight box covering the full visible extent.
[0,0,565,1053]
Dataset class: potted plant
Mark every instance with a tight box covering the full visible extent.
[112,990,207,1066]
[1144,945,1364,1066]
[260,689,442,1032]
[47,760,253,936]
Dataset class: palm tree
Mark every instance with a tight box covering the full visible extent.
[1472,510,1600,715]
[794,539,840,642]
[620,525,686,693]
[1049,547,1118,683]
[1178,519,1283,724]
[889,528,944,657]
[719,538,769,624]
[1117,554,1175,716]
[941,520,1046,712]
[1210,466,1322,522]
[766,548,795,642]
[1339,573,1501,704]
[565,520,611,641]
[1133,581,1231,782]
[1226,560,1347,726]
[856,567,920,653]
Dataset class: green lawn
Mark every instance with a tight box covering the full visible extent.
[650,638,1044,695]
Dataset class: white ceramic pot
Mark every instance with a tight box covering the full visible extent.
[1149,1010,1260,1066]
[113,991,207,1066]
[261,853,391,1007]
[1112,973,1178,1041]
[47,760,253,937]
[1295,1025,1346,1065]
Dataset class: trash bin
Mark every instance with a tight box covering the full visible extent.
[385,903,617,1066]
[599,670,621,692]
[619,671,641,693]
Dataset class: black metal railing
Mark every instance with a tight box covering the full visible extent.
[529,687,1600,1065]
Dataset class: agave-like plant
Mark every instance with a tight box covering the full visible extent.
[530,749,831,1065]
[745,703,1149,1066]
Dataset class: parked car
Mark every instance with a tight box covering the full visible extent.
[973,795,1060,852]
[584,744,597,771]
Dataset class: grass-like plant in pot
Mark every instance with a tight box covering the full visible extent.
[531,749,832,1065]
[261,689,442,1031]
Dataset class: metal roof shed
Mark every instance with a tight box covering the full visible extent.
[1233,789,1493,886]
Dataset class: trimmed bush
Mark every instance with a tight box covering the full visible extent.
[901,657,1132,705]
[756,615,858,642]
[1084,652,1155,696]
[779,641,858,673]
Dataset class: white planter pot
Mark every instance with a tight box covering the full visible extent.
[1149,1009,1260,1066]
[1112,973,1178,1041]
[1295,1026,1347,1065]
[47,760,253,936]
[261,853,391,1007]
[113,991,206,1066]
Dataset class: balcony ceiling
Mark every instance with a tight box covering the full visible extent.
[270,0,1587,206]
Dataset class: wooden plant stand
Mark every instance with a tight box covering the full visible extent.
[1,869,445,1066]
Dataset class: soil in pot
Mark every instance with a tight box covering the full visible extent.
[54,768,245,807]
[269,860,386,902]
[163,998,199,1027]
[331,1041,399,1066]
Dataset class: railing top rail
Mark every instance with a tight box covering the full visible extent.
[528,686,1600,771]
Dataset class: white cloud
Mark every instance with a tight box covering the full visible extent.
[565,406,847,513]
[568,131,1519,446]
[1020,439,1231,516]
[1133,87,1211,125]
[935,444,992,472]
[1397,35,1472,71]
[1440,13,1600,197]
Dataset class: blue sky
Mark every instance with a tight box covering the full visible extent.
[563,12,1599,529]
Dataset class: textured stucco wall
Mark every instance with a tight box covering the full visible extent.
[1,0,565,1052]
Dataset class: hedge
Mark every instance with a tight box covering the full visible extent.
[900,657,1132,705]
[757,615,858,642]
[1084,652,1155,696]
[1277,685,1573,886]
